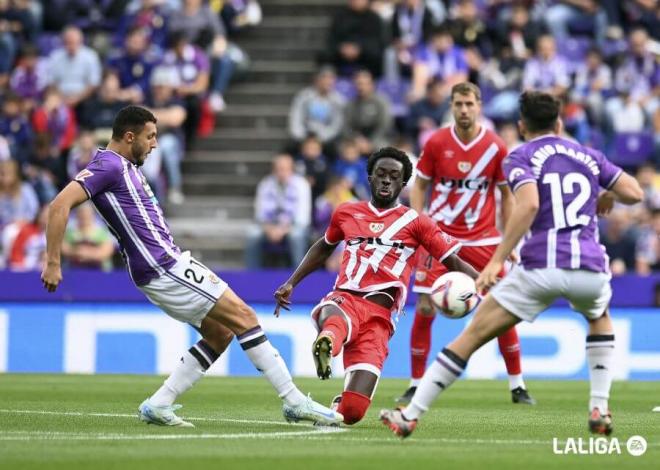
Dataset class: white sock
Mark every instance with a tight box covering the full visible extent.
[586,334,615,414]
[403,348,466,421]
[508,374,525,391]
[410,378,421,387]
[150,340,220,407]
[238,326,306,406]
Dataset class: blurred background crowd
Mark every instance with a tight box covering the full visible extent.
[0,0,658,276]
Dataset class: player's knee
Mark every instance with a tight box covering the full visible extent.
[338,391,371,425]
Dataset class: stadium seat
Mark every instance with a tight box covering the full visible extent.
[609,132,654,167]
[557,37,591,73]
[376,79,410,117]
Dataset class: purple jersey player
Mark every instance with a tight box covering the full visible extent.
[41,105,343,427]
[380,91,643,439]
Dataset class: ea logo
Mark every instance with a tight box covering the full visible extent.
[626,436,647,456]
[508,167,526,182]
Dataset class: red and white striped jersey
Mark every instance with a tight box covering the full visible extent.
[417,125,508,244]
[325,201,461,313]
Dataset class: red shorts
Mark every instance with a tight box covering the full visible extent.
[413,244,506,293]
[311,290,393,375]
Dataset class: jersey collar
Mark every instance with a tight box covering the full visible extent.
[368,201,401,217]
[450,124,486,151]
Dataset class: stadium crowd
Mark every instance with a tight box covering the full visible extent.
[0,0,261,270]
[248,0,660,273]
[0,0,658,275]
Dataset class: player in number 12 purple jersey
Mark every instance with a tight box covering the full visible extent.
[380,91,644,438]
[41,105,343,427]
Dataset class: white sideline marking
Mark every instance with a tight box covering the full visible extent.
[0,409,313,427]
[298,435,660,446]
[0,428,346,441]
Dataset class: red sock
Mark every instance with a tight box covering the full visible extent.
[319,315,348,356]
[410,312,435,380]
[497,326,522,375]
[337,390,371,425]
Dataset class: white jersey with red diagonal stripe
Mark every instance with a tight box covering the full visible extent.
[324,201,461,313]
[417,125,508,244]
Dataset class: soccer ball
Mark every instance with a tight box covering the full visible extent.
[430,272,480,319]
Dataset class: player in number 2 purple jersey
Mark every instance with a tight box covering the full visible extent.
[41,105,343,427]
[380,91,643,438]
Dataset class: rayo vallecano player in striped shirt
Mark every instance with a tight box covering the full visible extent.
[380,91,644,438]
[41,106,343,427]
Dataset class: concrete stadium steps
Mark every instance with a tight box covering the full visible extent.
[243,60,317,84]
[242,44,323,61]
[170,219,251,269]
[216,104,289,129]
[194,128,289,152]
[182,151,273,177]
[171,0,339,267]
[167,196,254,220]
[182,173,262,197]
[261,0,345,16]
[223,83,300,106]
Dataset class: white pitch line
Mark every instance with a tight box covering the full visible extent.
[0,409,313,427]
[0,428,346,442]
[298,435,660,447]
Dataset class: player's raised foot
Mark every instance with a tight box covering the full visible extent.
[282,395,344,426]
[395,386,417,406]
[588,408,613,436]
[138,399,194,427]
[379,408,417,438]
[312,334,333,380]
[511,387,536,405]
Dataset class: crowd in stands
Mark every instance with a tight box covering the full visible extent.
[248,0,660,274]
[0,0,658,276]
[0,0,262,270]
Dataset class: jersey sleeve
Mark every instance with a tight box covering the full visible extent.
[324,203,346,245]
[416,140,436,180]
[416,214,461,262]
[592,149,623,189]
[502,148,536,192]
[75,156,120,199]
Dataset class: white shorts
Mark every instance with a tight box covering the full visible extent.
[139,251,228,327]
[491,266,612,322]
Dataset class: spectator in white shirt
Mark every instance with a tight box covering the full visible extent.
[47,25,102,123]
[245,154,311,268]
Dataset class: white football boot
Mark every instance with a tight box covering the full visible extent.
[282,395,344,426]
[138,399,195,427]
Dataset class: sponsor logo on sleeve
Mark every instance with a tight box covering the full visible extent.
[75,169,94,182]
[508,167,526,182]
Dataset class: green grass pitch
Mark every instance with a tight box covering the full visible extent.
[0,375,657,470]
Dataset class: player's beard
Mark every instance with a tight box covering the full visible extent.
[455,116,475,131]
[131,142,147,167]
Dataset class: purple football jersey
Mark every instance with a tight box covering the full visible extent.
[503,135,623,273]
[75,149,180,285]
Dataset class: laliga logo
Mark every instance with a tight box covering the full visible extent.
[552,436,647,456]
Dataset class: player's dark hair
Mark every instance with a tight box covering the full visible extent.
[367,147,413,184]
[111,106,157,141]
[519,91,560,133]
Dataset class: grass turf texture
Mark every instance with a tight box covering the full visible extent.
[0,375,657,470]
